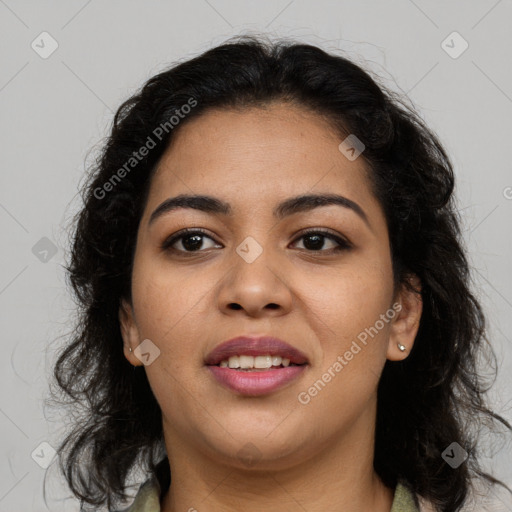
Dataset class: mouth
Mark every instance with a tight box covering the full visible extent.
[214,354,305,370]
[205,336,309,396]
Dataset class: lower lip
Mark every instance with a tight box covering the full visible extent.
[207,365,307,396]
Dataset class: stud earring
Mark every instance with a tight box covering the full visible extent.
[397,342,406,352]
[129,347,133,353]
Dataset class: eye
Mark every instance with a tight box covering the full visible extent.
[161,228,221,253]
[161,228,352,255]
[291,229,351,253]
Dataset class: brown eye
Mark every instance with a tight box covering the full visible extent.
[291,229,351,253]
[161,229,220,253]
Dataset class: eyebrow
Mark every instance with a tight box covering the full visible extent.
[148,193,370,228]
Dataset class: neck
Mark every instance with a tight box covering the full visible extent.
[159,404,394,512]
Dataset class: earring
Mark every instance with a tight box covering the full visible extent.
[129,347,133,353]
[397,342,406,352]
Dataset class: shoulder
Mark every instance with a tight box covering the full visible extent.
[395,479,512,511]
[111,476,161,512]
[392,480,436,512]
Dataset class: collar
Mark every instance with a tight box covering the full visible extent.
[121,476,420,511]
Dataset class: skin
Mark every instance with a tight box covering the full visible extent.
[119,102,423,512]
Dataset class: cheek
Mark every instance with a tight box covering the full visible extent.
[305,259,393,342]
[298,295,391,426]
[299,259,393,398]
[131,255,214,344]
[130,261,215,419]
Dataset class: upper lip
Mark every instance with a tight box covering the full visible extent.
[205,336,309,366]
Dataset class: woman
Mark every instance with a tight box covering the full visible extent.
[50,35,511,511]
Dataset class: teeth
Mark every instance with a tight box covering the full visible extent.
[228,356,240,368]
[272,356,282,366]
[254,355,272,368]
[239,355,254,369]
[218,354,296,369]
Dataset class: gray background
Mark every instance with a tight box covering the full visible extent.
[1,1,511,510]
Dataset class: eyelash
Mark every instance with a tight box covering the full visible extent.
[160,228,352,255]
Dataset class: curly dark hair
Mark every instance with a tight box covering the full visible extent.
[48,34,512,511]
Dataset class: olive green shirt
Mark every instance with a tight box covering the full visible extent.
[116,477,421,511]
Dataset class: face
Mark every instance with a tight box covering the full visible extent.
[119,102,422,471]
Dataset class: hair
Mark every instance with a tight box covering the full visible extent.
[49,34,512,511]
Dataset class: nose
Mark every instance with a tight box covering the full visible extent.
[216,244,293,318]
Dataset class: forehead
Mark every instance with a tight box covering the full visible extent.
[157,102,343,167]
[143,103,381,224]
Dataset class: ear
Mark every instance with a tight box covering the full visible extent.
[386,275,423,361]
[119,298,144,367]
